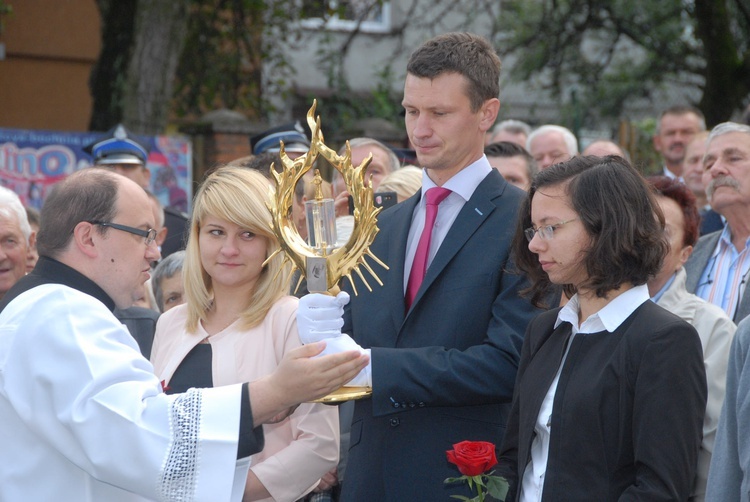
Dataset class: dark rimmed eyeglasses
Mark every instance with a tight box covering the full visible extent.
[89,221,157,246]
[524,218,578,242]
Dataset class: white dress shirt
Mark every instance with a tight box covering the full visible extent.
[403,157,492,292]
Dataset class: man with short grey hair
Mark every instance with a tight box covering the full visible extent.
[0,187,34,298]
[332,137,401,216]
[489,119,532,146]
[685,122,750,323]
[526,124,578,169]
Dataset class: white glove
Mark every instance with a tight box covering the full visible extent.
[318,335,372,387]
[297,291,350,344]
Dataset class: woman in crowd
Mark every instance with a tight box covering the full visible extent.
[151,250,186,313]
[646,175,735,501]
[497,155,707,500]
[150,166,339,502]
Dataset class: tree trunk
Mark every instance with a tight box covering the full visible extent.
[88,0,138,132]
[694,0,748,126]
[121,0,191,135]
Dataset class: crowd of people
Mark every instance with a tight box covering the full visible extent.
[1,30,750,502]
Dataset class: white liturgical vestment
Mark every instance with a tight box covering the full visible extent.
[0,279,251,501]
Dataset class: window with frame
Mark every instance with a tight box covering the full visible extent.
[300,0,391,34]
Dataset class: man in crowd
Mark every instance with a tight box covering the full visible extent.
[332,137,401,247]
[86,124,189,258]
[0,168,368,501]
[484,141,537,191]
[526,124,578,169]
[682,131,724,235]
[298,32,540,500]
[653,105,706,179]
[0,187,34,298]
[582,139,629,160]
[685,122,750,323]
[333,137,401,217]
[488,119,532,146]
[250,121,311,160]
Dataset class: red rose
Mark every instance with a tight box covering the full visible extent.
[446,440,498,477]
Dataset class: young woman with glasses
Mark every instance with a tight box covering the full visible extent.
[496,155,708,501]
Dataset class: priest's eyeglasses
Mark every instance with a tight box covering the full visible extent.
[524,218,578,242]
[89,221,157,246]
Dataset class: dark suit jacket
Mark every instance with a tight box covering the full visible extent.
[340,169,541,501]
[161,206,189,259]
[114,306,160,359]
[684,228,750,323]
[497,301,706,501]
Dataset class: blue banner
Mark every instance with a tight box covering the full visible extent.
[0,127,192,213]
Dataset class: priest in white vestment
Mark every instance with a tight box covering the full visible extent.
[0,169,367,501]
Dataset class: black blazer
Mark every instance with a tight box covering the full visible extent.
[497,301,707,501]
[340,169,543,501]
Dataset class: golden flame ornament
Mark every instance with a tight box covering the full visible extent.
[264,100,388,403]
[265,100,388,295]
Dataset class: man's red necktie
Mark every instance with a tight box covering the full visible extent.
[405,187,452,309]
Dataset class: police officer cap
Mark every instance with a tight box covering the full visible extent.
[250,121,310,155]
[84,124,149,166]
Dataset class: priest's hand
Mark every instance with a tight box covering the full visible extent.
[316,334,371,387]
[249,342,368,425]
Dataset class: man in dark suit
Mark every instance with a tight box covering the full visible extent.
[299,32,541,501]
[685,122,750,323]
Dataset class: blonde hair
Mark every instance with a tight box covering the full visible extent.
[184,166,290,332]
[376,166,422,201]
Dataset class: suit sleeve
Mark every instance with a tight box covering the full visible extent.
[340,184,544,418]
[621,320,707,501]
[705,320,750,501]
[495,315,540,499]
[366,263,536,416]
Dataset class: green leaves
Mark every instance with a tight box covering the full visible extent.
[496,0,750,126]
[445,472,509,502]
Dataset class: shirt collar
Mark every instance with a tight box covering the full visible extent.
[717,223,750,252]
[555,283,650,333]
[420,155,492,203]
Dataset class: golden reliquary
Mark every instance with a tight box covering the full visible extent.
[264,100,389,402]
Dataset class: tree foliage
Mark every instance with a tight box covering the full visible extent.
[90,0,749,135]
[89,0,503,134]
[496,0,750,127]
[171,0,287,121]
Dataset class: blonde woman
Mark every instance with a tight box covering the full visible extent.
[151,166,339,502]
